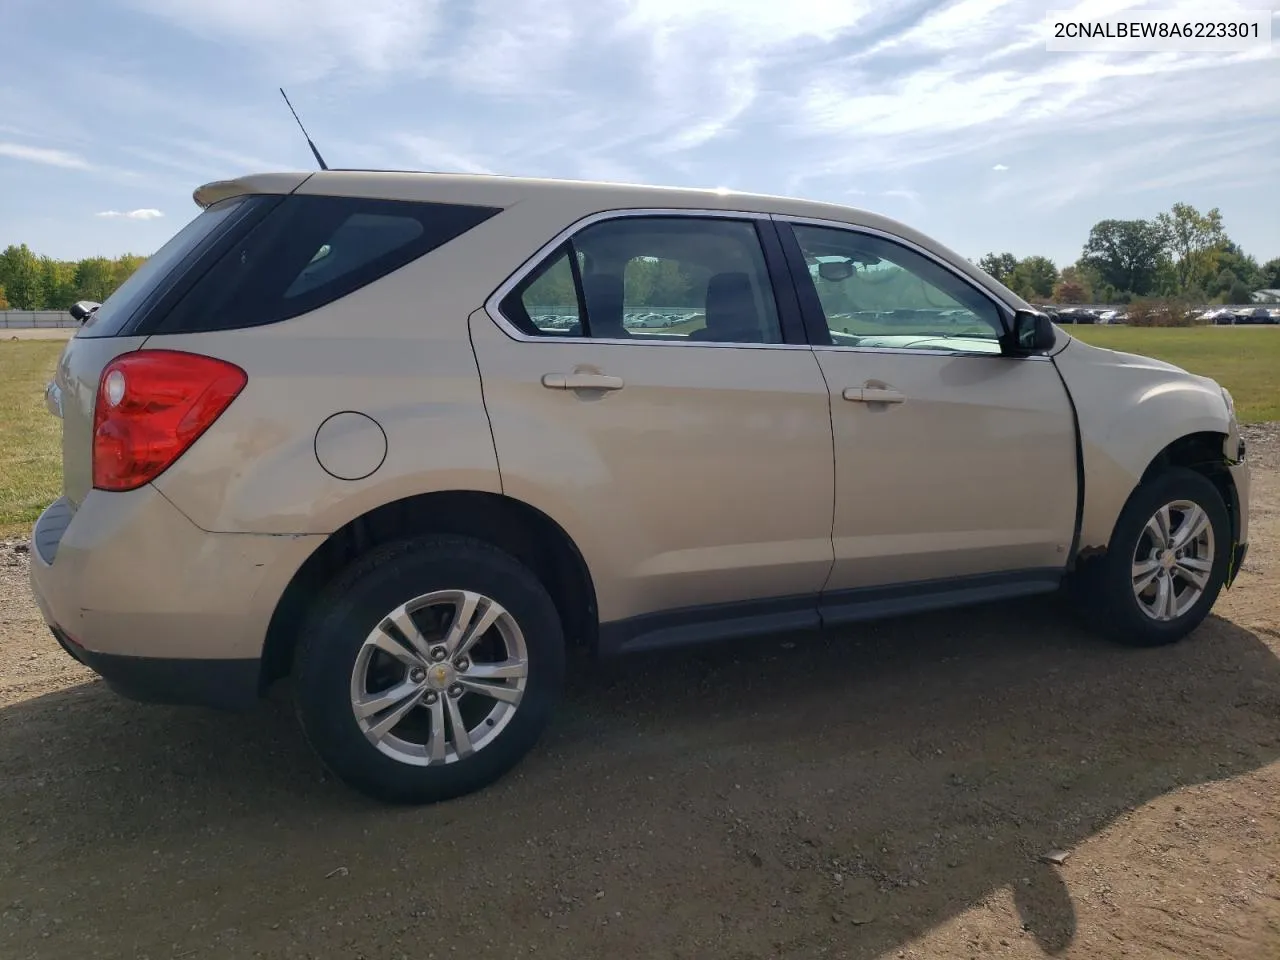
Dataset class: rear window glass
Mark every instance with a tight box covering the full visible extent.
[155,195,501,334]
[77,196,258,339]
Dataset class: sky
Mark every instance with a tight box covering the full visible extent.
[1,0,1277,267]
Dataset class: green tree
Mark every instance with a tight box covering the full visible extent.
[1209,268,1238,301]
[1081,219,1169,297]
[74,257,118,303]
[1227,279,1251,304]
[112,254,146,290]
[1008,255,1059,299]
[977,252,1018,285]
[0,284,8,309]
[0,244,45,309]
[1052,266,1092,304]
[1153,258,1182,297]
[1155,202,1226,293]
[623,257,657,306]
[642,258,696,308]
[1209,242,1259,292]
[40,257,78,310]
[1256,257,1280,291]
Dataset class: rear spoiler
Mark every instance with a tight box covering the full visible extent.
[192,172,314,209]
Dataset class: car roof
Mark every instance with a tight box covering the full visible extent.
[192,169,1025,310]
[195,169,917,242]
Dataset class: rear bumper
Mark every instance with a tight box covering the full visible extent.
[29,488,324,710]
[48,624,261,709]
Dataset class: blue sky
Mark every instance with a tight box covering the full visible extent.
[1,0,1277,266]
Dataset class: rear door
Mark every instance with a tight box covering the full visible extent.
[775,218,1079,596]
[470,211,837,635]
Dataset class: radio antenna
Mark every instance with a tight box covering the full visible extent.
[279,87,329,171]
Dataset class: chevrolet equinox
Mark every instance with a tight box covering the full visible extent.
[31,171,1250,804]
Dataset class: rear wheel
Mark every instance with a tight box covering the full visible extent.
[294,535,565,804]
[1077,468,1230,647]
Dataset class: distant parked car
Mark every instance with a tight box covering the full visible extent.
[1056,307,1097,324]
[1234,307,1273,325]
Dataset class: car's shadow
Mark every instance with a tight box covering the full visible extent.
[2,598,1279,959]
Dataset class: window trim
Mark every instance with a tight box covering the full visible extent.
[484,207,811,350]
[774,216,1051,361]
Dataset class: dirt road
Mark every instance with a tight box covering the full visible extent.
[2,428,1278,960]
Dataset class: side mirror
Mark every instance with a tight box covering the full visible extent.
[69,300,101,323]
[1005,308,1056,354]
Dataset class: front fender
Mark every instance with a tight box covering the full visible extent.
[1053,337,1236,552]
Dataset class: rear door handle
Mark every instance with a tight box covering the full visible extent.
[842,386,905,404]
[542,373,625,391]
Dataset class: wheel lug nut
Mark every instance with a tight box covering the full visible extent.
[410,667,426,683]
[424,691,439,705]
[448,684,464,699]
[456,657,470,672]
[430,647,447,662]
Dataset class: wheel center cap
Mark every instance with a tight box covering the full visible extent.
[425,662,457,691]
[1158,549,1176,570]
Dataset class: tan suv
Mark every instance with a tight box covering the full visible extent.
[31,171,1250,804]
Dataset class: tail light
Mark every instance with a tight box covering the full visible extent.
[92,350,247,492]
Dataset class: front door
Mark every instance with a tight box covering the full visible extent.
[470,212,836,628]
[778,219,1079,593]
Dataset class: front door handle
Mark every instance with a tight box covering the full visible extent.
[842,386,905,404]
[542,373,625,391]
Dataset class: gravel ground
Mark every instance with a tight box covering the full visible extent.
[0,429,1277,960]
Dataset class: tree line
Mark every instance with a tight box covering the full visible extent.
[977,202,1279,305]
[0,244,146,311]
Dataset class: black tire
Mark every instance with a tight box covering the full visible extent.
[1076,467,1231,647]
[294,535,566,804]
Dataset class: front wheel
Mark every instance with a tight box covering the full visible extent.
[1078,467,1231,647]
[294,535,566,804]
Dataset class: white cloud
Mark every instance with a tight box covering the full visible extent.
[0,141,90,169]
[96,209,165,220]
[993,163,1009,171]
[126,0,442,78]
[395,135,495,176]
[785,2,1280,189]
[443,2,589,97]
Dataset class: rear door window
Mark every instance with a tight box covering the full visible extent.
[153,195,501,334]
[500,215,785,344]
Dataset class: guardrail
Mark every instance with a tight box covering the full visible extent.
[0,311,78,329]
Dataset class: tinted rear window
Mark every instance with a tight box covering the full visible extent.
[153,195,501,334]
[77,196,262,339]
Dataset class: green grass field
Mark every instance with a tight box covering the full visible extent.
[1,341,64,537]
[1,327,1277,537]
